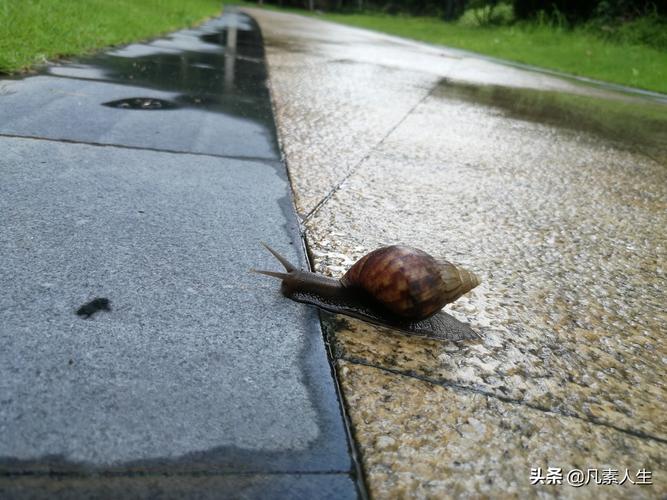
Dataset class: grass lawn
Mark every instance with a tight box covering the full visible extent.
[0,0,229,74]
[251,5,667,95]
[2,1,665,95]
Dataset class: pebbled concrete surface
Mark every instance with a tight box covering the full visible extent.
[0,10,359,499]
[248,7,667,498]
[337,361,664,499]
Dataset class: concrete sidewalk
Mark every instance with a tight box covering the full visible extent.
[0,10,361,499]
[247,7,667,499]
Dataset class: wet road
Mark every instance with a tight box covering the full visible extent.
[248,8,667,498]
[0,11,359,498]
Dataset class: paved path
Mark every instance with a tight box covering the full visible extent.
[247,8,667,498]
[0,10,360,499]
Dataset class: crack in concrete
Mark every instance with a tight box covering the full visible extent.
[301,81,440,225]
[339,355,667,445]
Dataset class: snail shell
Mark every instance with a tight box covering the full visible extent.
[253,243,482,341]
[341,245,480,320]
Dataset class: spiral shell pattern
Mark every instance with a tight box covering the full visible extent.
[340,245,480,320]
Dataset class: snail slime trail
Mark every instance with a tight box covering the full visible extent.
[253,243,482,341]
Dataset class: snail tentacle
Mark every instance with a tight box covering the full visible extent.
[254,244,347,299]
[261,242,296,271]
[251,269,291,280]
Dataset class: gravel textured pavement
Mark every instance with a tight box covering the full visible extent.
[248,8,667,498]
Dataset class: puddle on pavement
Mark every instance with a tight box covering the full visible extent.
[38,13,275,135]
[437,79,667,163]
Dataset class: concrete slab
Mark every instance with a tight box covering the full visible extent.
[0,12,278,159]
[248,8,663,217]
[306,87,667,439]
[338,361,666,499]
[261,55,437,216]
[0,136,351,475]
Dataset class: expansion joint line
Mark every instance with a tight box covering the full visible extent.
[0,469,353,479]
[301,82,440,226]
[0,133,278,164]
[339,355,667,445]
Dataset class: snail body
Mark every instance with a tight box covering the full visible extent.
[253,243,482,341]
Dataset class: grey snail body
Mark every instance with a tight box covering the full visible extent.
[253,243,482,341]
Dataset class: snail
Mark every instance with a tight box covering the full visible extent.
[253,243,482,341]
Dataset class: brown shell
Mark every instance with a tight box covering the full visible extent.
[340,245,480,321]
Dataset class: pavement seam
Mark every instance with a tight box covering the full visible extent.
[316,313,371,500]
[338,355,667,445]
[259,25,372,500]
[300,81,440,225]
[0,132,281,165]
[0,470,353,478]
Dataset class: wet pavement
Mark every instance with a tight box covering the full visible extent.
[0,10,360,499]
[247,8,667,498]
[0,15,277,159]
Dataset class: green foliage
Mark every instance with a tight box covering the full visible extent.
[512,0,666,23]
[513,0,599,22]
[588,9,667,51]
[459,1,514,26]
[0,0,226,74]
[593,0,666,19]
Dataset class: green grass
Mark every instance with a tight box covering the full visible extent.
[0,0,229,74]
[256,6,667,94]
[2,1,665,94]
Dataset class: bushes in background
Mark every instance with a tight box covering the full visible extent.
[267,0,666,21]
